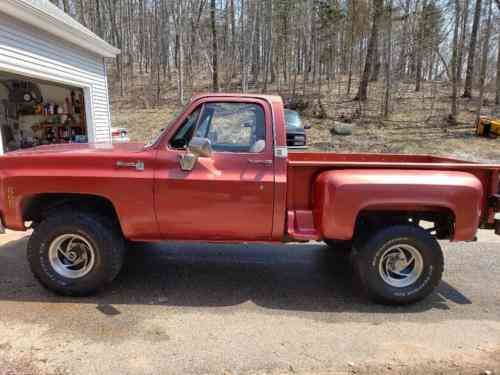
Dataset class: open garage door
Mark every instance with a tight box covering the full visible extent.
[0,72,87,153]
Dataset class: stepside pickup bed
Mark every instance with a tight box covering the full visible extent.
[0,94,499,304]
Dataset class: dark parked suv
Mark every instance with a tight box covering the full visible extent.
[285,109,310,148]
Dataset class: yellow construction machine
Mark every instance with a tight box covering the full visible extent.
[476,116,500,138]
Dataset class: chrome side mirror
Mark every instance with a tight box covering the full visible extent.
[179,137,213,171]
[189,137,213,158]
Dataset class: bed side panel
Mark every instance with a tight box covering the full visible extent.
[313,169,484,241]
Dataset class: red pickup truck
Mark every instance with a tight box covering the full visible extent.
[1,94,499,304]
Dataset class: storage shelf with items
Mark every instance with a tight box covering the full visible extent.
[16,90,87,149]
[1,79,88,152]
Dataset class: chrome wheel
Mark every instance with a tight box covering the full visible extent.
[48,234,95,279]
[378,244,424,288]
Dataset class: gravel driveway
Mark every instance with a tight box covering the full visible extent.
[0,230,499,375]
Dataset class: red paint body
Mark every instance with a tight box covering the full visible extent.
[0,94,499,243]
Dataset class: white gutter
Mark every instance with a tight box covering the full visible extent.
[2,0,120,58]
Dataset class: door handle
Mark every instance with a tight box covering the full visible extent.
[248,159,273,166]
[116,160,145,171]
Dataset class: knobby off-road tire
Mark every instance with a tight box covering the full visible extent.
[354,225,444,305]
[27,211,125,296]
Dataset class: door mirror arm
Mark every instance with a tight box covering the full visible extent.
[179,137,213,171]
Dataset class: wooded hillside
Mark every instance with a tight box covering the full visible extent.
[50,0,500,160]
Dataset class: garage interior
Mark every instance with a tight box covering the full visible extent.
[0,72,87,152]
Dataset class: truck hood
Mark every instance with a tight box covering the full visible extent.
[6,142,147,156]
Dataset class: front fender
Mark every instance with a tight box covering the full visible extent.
[313,169,484,241]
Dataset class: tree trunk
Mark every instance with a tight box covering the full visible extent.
[463,0,483,98]
[241,0,247,92]
[62,0,70,14]
[450,0,461,123]
[370,8,381,83]
[355,0,383,101]
[397,0,411,78]
[176,3,185,104]
[78,0,87,26]
[347,0,356,95]
[415,0,428,92]
[457,0,469,81]
[95,0,104,38]
[495,0,500,104]
[476,0,493,122]
[210,0,219,92]
[496,29,500,105]
[383,0,393,117]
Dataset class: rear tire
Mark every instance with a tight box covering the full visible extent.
[27,210,125,296]
[354,225,443,305]
[324,239,353,254]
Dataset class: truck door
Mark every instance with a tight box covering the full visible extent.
[154,98,275,241]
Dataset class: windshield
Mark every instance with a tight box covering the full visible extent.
[284,109,303,128]
[145,110,183,148]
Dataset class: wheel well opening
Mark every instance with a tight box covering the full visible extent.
[22,193,120,229]
[354,209,455,240]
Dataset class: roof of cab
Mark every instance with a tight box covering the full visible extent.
[190,93,283,103]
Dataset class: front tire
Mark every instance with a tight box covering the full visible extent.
[27,211,125,296]
[354,225,443,305]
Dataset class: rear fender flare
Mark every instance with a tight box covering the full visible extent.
[313,169,483,242]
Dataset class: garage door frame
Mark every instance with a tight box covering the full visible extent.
[0,65,96,153]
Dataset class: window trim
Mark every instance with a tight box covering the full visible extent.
[167,101,268,155]
[169,106,203,150]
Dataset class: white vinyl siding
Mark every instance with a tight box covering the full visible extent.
[0,12,112,144]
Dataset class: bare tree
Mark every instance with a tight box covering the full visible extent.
[174,1,185,104]
[476,0,493,121]
[463,0,483,98]
[496,27,500,105]
[355,0,384,101]
[495,1,500,105]
[210,0,219,91]
[457,0,469,81]
[346,0,357,95]
[415,0,428,92]
[451,0,461,122]
[383,0,394,117]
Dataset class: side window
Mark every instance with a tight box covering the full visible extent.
[170,107,201,149]
[198,102,266,153]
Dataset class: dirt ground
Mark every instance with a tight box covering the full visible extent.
[0,230,499,375]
